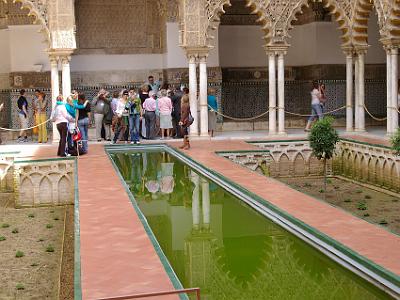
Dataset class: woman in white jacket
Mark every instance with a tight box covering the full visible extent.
[52,95,75,157]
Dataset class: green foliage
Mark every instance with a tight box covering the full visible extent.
[53,217,59,221]
[363,213,370,217]
[364,195,372,200]
[319,189,325,193]
[355,189,363,194]
[28,213,35,218]
[12,228,19,234]
[15,251,24,258]
[30,263,39,267]
[357,202,367,211]
[309,117,339,160]
[46,245,55,253]
[16,283,25,290]
[1,223,10,228]
[390,128,400,156]
[38,238,45,242]
[46,224,53,229]
[0,236,6,241]
[379,219,388,225]
[344,198,352,203]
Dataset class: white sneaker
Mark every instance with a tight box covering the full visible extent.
[130,141,135,144]
[110,141,116,145]
[136,141,141,145]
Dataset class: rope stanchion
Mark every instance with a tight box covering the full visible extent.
[363,104,387,122]
[0,118,52,131]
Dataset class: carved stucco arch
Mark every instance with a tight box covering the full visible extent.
[204,0,272,47]
[2,0,51,46]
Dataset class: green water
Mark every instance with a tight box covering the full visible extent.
[111,151,393,300]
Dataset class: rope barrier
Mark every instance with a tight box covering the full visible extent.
[363,104,387,121]
[0,118,52,131]
[208,105,269,121]
[284,105,347,117]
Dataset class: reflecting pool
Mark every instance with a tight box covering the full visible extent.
[111,150,393,300]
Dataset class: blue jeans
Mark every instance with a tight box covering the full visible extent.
[78,117,89,153]
[308,104,323,122]
[129,114,141,142]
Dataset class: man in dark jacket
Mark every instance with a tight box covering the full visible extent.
[171,88,184,138]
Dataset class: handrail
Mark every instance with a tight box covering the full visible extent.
[97,287,201,300]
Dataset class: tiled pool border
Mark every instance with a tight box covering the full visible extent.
[105,144,400,299]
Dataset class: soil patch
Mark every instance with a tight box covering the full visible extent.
[0,192,74,299]
[278,177,400,235]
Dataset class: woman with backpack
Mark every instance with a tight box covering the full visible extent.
[52,95,75,157]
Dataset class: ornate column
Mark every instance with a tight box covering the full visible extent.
[386,47,392,134]
[268,51,277,135]
[61,55,72,99]
[50,55,60,141]
[344,50,353,132]
[199,54,209,137]
[356,50,366,132]
[390,47,399,134]
[201,178,210,230]
[354,56,359,130]
[277,51,286,135]
[188,54,199,136]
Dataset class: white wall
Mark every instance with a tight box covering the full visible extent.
[219,13,386,67]
[8,25,50,72]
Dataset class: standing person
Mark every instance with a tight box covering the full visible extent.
[17,89,29,143]
[77,93,91,154]
[139,84,150,139]
[179,94,191,150]
[92,89,111,142]
[111,91,120,141]
[126,89,143,144]
[158,89,173,139]
[112,90,129,144]
[66,94,90,154]
[305,81,323,132]
[52,95,74,157]
[207,88,218,137]
[143,91,157,140]
[146,76,161,93]
[171,87,183,139]
[34,92,48,143]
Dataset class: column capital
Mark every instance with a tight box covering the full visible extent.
[264,45,288,56]
[341,45,355,57]
[184,47,210,62]
[60,55,72,64]
[354,45,369,56]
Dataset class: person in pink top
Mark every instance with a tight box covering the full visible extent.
[158,89,173,139]
[143,91,157,139]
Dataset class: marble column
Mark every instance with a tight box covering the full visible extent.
[61,56,72,99]
[386,48,392,134]
[277,52,286,135]
[268,52,277,135]
[345,53,353,132]
[199,55,209,137]
[188,55,199,136]
[201,178,210,230]
[391,47,399,134]
[354,55,360,131]
[50,56,60,141]
[357,51,365,132]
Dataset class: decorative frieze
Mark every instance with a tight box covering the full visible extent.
[13,158,75,208]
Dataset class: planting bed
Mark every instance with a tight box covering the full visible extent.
[279,177,400,235]
[0,192,74,300]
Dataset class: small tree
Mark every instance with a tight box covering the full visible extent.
[390,128,400,156]
[309,117,339,193]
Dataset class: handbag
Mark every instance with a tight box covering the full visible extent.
[72,127,82,142]
[187,112,194,126]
